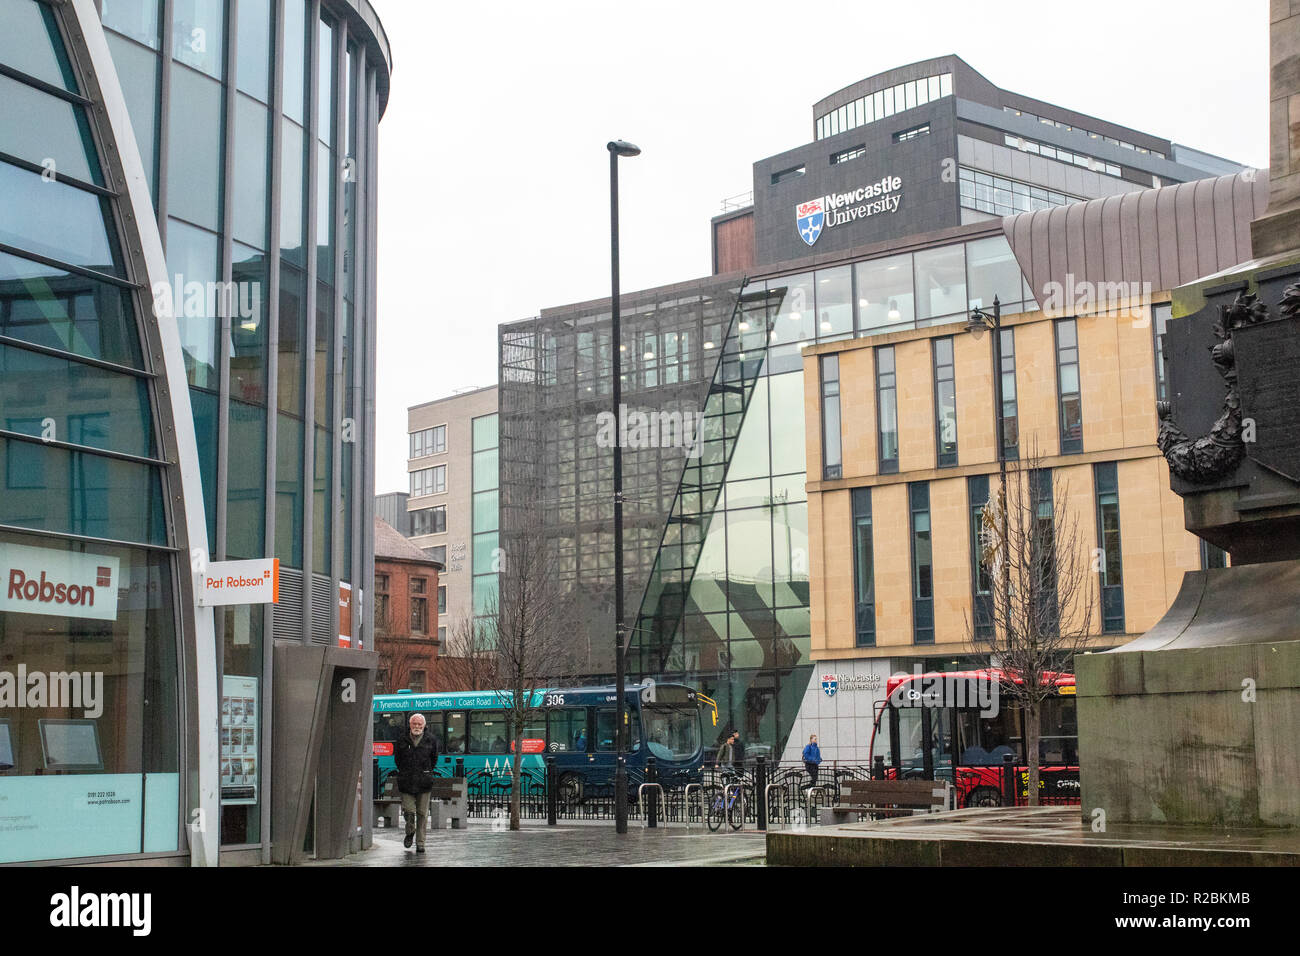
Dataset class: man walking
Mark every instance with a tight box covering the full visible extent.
[714,730,735,769]
[394,712,439,853]
[802,733,822,788]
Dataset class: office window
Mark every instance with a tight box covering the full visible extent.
[821,355,842,479]
[426,545,446,564]
[410,506,446,536]
[933,337,958,467]
[830,144,866,165]
[1056,319,1082,453]
[876,347,898,473]
[969,475,994,642]
[437,585,447,614]
[998,327,1019,460]
[1093,463,1124,634]
[437,626,447,645]
[374,573,390,632]
[914,245,967,324]
[410,577,428,634]
[852,488,875,646]
[1152,303,1171,403]
[410,464,445,497]
[893,123,930,143]
[410,424,446,458]
[771,165,805,185]
[1031,468,1059,635]
[910,483,934,644]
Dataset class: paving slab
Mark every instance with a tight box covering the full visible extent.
[306,820,767,867]
[767,806,1300,866]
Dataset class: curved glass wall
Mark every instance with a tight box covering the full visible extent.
[0,0,181,864]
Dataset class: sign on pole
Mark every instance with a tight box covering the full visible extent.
[197,559,279,607]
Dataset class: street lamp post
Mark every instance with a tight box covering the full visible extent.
[608,138,640,835]
[965,296,1010,650]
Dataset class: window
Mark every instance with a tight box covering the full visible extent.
[876,347,898,473]
[910,483,934,644]
[855,253,914,332]
[437,585,446,614]
[1003,133,1121,177]
[771,164,805,185]
[1031,468,1059,635]
[1200,539,1228,570]
[410,506,446,536]
[410,465,445,497]
[830,144,866,165]
[852,488,875,646]
[914,245,966,323]
[968,475,993,642]
[426,545,446,564]
[821,355,842,480]
[958,166,1080,218]
[469,711,508,754]
[1093,463,1124,634]
[998,328,1019,460]
[374,573,390,631]
[1152,303,1171,403]
[410,577,428,634]
[933,337,958,467]
[596,710,640,752]
[547,709,588,753]
[1055,319,1082,453]
[813,73,953,140]
[410,424,446,458]
[893,123,930,142]
[409,670,426,693]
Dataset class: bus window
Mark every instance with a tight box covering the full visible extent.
[445,712,467,754]
[894,706,953,769]
[596,709,640,752]
[955,705,1022,765]
[642,704,701,760]
[547,709,587,752]
[1039,698,1078,764]
[375,712,405,743]
[470,711,508,754]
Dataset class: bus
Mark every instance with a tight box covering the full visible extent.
[372,682,710,802]
[867,669,1080,808]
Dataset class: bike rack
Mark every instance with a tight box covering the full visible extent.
[723,782,746,833]
[764,783,788,829]
[637,783,664,827]
[682,784,704,829]
[804,786,828,826]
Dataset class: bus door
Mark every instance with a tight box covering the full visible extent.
[892,704,955,781]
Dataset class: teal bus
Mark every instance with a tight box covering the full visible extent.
[372,682,711,802]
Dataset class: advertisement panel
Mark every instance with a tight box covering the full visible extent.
[0,543,120,622]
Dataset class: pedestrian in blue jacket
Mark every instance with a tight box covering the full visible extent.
[802,734,822,788]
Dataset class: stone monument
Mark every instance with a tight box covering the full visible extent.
[1077,6,1300,828]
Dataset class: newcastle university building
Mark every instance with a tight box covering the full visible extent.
[0,0,389,865]
[499,56,1258,765]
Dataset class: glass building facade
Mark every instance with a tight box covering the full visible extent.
[0,0,389,865]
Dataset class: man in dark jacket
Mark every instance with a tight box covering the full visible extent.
[394,712,439,852]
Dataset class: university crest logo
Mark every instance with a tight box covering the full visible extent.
[796,198,824,246]
[821,673,838,697]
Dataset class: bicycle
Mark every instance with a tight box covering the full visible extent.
[706,770,750,832]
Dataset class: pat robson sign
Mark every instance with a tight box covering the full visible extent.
[0,543,120,622]
[797,175,903,247]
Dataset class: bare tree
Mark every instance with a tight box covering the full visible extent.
[477,518,578,830]
[434,612,498,692]
[968,441,1095,805]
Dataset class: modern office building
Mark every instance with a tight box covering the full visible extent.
[500,58,1254,760]
[0,0,389,865]
[374,490,409,535]
[405,385,498,643]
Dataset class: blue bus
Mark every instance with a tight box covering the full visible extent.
[372,682,712,801]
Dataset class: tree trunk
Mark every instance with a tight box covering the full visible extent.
[510,729,522,830]
[1025,700,1041,807]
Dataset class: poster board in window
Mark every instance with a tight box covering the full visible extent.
[38,718,103,771]
[0,718,14,770]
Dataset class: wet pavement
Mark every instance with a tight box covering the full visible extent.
[311,819,767,867]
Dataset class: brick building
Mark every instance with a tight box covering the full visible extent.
[373,518,443,693]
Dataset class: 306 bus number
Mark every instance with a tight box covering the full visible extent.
[544,693,565,707]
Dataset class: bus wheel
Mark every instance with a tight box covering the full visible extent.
[965,786,1002,808]
[558,772,583,806]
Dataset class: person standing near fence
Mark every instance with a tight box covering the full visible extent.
[715,730,735,769]
[394,712,439,853]
[802,733,822,788]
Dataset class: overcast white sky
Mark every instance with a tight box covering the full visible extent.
[368,0,1269,494]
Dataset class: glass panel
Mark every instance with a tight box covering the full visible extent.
[314,285,332,427]
[312,424,330,573]
[166,64,223,230]
[0,251,140,367]
[0,74,102,186]
[472,448,497,489]
[0,161,117,274]
[236,0,272,101]
[277,263,305,415]
[0,437,165,544]
[282,0,308,125]
[275,412,303,567]
[232,95,270,249]
[770,273,815,344]
[473,413,498,450]
[316,142,334,281]
[190,385,218,546]
[855,254,914,332]
[0,343,152,457]
[104,33,159,197]
[317,18,334,145]
[469,712,508,754]
[103,0,162,48]
[914,245,967,321]
[0,0,78,90]
[226,399,266,560]
[815,265,852,338]
[966,236,1023,310]
[164,218,220,390]
[279,120,305,264]
[472,489,498,533]
[768,370,806,477]
[472,531,497,575]
[172,0,225,78]
[912,510,932,598]
[230,242,268,404]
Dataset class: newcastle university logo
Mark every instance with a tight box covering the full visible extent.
[796,199,825,246]
[821,674,838,697]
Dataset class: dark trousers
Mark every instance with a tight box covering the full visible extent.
[805,762,819,787]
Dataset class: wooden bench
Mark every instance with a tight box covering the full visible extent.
[819,778,951,826]
[374,777,468,830]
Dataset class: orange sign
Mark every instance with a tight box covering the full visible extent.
[338,582,353,648]
[510,739,546,754]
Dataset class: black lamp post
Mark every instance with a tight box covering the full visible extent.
[608,138,639,835]
[964,296,1011,651]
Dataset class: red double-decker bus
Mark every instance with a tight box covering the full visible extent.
[867,669,1080,808]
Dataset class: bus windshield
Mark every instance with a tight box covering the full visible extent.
[641,703,701,761]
